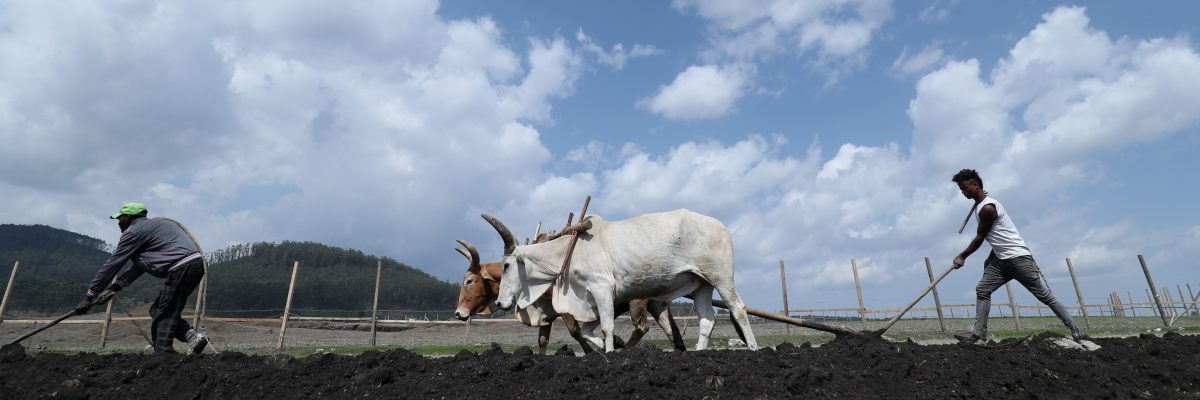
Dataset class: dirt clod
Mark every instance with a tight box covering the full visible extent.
[0,344,25,363]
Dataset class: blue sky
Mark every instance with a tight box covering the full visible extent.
[2,0,1198,314]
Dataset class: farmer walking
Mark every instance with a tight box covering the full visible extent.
[949,169,1088,343]
[76,203,209,354]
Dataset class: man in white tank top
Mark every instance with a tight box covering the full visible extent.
[950,169,1088,343]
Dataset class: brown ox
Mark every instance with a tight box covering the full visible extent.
[453,236,686,354]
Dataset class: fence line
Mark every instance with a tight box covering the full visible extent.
[1,254,1196,351]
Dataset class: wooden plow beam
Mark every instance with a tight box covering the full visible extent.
[711,299,871,339]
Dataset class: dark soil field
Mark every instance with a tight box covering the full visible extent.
[2,332,1198,399]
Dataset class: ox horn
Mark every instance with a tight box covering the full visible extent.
[481,214,517,255]
[455,239,481,270]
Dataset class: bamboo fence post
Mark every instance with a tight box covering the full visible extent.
[1115,292,1125,317]
[1178,285,1188,319]
[1064,258,1091,328]
[1122,292,1131,317]
[278,261,300,350]
[851,259,866,330]
[1110,293,1118,317]
[1121,292,1130,317]
[1138,255,1169,327]
[1126,290,1135,317]
[1005,282,1021,331]
[1121,292,1129,317]
[100,277,118,349]
[924,257,946,332]
[1161,288,1173,317]
[1146,289,1158,317]
[0,261,19,325]
[370,260,382,346]
[1189,284,1198,320]
[1105,293,1111,317]
[779,260,790,334]
[1115,293,1123,317]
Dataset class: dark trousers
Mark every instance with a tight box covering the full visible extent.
[150,260,205,352]
[973,252,1076,337]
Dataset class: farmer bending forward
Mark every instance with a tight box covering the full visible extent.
[77,203,209,354]
[950,169,1088,343]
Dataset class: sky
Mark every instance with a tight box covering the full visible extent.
[2,0,1198,314]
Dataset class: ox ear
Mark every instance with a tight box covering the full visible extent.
[480,267,495,281]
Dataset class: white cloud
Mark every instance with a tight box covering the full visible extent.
[3,2,1199,314]
[575,29,661,70]
[674,0,892,78]
[0,0,583,272]
[644,0,893,120]
[919,0,958,23]
[891,45,948,76]
[551,5,1200,308]
[637,64,753,120]
[675,0,891,58]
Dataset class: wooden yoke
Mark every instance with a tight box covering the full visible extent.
[543,219,592,242]
[559,195,592,275]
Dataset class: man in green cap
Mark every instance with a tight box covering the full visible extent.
[77,202,209,354]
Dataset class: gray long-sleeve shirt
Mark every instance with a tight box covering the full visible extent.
[87,217,200,296]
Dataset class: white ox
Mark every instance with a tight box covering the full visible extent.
[488,209,758,352]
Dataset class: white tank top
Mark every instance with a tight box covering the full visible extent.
[976,197,1031,259]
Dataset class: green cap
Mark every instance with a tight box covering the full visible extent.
[110,203,147,219]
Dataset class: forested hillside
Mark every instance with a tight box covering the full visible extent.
[0,224,458,316]
[201,241,459,316]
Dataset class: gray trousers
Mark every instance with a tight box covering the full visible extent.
[973,252,1077,337]
[150,259,204,352]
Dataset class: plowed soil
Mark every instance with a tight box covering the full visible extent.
[2,333,1198,399]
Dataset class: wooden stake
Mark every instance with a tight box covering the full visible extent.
[100,277,117,349]
[1110,292,1118,317]
[1127,290,1136,317]
[1005,282,1021,331]
[371,260,382,346]
[1120,292,1129,317]
[1178,285,1188,320]
[0,261,19,325]
[924,257,946,332]
[1146,289,1158,318]
[1164,287,1177,318]
[278,261,300,350]
[1189,284,1198,321]
[1064,258,1091,328]
[779,260,790,334]
[851,259,866,330]
[1108,291,1118,317]
[1138,255,1169,327]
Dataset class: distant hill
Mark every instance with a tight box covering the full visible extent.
[0,224,127,314]
[0,224,459,317]
[200,241,459,317]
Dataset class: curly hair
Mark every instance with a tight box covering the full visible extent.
[952,168,983,188]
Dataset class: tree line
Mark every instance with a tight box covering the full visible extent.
[0,224,458,316]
